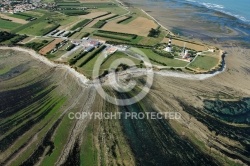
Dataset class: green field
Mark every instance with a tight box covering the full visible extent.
[60,2,117,8]
[93,6,128,15]
[17,21,59,36]
[93,33,131,41]
[130,47,188,67]
[24,38,53,51]
[0,66,11,75]
[92,20,106,28]
[93,30,138,42]
[101,51,141,70]
[78,52,100,78]
[23,10,45,17]
[0,19,22,31]
[71,19,91,30]
[10,11,62,36]
[60,10,89,16]
[188,54,219,70]
[80,121,98,166]
[7,13,31,20]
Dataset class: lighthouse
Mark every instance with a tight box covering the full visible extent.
[164,38,172,52]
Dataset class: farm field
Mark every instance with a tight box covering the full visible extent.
[119,16,136,24]
[110,16,127,22]
[1,34,27,45]
[6,13,31,20]
[25,10,46,17]
[70,31,90,39]
[102,17,158,37]
[93,6,128,15]
[91,20,106,28]
[162,37,207,51]
[98,13,118,21]
[93,30,138,42]
[71,19,92,30]
[80,11,108,19]
[60,10,89,16]
[17,21,59,36]
[39,39,63,55]
[130,47,189,67]
[78,52,101,78]
[138,29,166,46]
[0,14,28,24]
[0,19,22,31]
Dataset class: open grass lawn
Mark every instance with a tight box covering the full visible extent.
[130,47,188,67]
[188,55,219,71]
[0,19,22,31]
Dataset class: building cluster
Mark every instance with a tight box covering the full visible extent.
[0,0,36,13]
[163,38,194,62]
[0,0,57,14]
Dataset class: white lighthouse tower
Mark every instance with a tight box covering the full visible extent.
[164,38,172,52]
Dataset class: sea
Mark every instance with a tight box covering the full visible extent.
[131,0,250,46]
[184,0,250,23]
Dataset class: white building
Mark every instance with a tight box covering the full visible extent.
[164,38,172,52]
